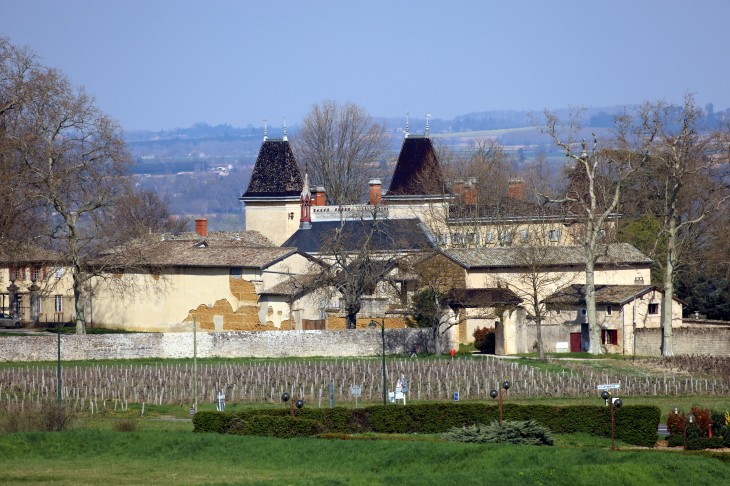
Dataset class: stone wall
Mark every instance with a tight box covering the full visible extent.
[634,325,730,357]
[0,328,456,362]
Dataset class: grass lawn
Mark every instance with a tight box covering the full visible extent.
[0,428,728,485]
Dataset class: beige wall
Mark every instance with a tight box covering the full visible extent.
[244,201,302,246]
[91,253,309,332]
[0,264,75,324]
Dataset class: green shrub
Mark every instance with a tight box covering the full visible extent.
[112,419,140,432]
[193,411,234,433]
[472,327,495,354]
[686,437,726,450]
[442,420,553,446]
[231,416,324,438]
[667,435,684,447]
[227,403,660,447]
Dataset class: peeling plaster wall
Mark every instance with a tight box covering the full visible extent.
[0,328,456,361]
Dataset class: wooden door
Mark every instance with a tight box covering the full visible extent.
[570,333,582,353]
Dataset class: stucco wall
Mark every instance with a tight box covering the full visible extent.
[0,328,456,361]
[244,201,305,246]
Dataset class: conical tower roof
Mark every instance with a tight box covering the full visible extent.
[386,136,447,197]
[241,139,303,200]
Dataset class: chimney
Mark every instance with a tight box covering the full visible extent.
[463,178,478,205]
[300,174,312,229]
[453,178,465,199]
[634,276,644,286]
[508,179,524,200]
[195,218,208,237]
[312,186,326,206]
[369,179,382,205]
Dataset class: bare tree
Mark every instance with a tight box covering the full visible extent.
[532,107,654,353]
[633,95,730,355]
[292,100,391,205]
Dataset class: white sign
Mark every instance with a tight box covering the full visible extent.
[597,383,621,390]
[555,342,569,352]
[350,385,361,398]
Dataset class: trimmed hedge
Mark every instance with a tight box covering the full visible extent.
[228,416,324,438]
[193,411,234,433]
[193,403,660,447]
[686,437,727,450]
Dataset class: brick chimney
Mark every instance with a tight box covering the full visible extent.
[508,179,524,200]
[464,179,478,205]
[195,218,207,237]
[369,179,382,205]
[453,179,465,199]
[312,186,326,206]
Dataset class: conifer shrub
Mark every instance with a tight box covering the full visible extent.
[441,420,554,446]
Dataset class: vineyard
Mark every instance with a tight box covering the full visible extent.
[2,355,730,412]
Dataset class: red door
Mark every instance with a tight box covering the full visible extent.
[570,333,582,353]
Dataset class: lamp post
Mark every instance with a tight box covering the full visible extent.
[193,316,197,414]
[281,393,304,417]
[57,313,62,430]
[490,381,510,427]
[601,390,623,450]
[685,413,696,452]
[368,319,387,406]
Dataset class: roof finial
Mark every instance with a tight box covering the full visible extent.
[263,117,268,141]
[283,115,288,141]
[405,111,409,138]
[426,112,431,137]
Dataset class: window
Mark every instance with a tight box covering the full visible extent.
[598,229,606,240]
[32,267,41,281]
[438,234,449,245]
[9,267,18,281]
[606,305,612,316]
[601,329,618,345]
[230,268,242,279]
[503,231,511,242]
[547,229,560,241]
[54,295,63,313]
[580,308,587,317]
[54,267,64,279]
[20,267,26,280]
[34,297,42,315]
[520,230,528,242]
[648,303,659,315]
[451,233,464,245]
[486,232,493,243]
[467,233,478,244]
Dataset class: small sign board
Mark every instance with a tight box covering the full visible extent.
[350,385,361,398]
[190,406,195,415]
[597,383,621,391]
[454,392,459,402]
[401,378,408,393]
[555,342,569,352]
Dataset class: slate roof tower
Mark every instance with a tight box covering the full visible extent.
[240,124,304,245]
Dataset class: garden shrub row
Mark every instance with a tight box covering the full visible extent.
[194,402,660,446]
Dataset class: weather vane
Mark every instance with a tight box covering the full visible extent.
[426,112,431,136]
[263,117,268,140]
[283,115,287,140]
[406,111,409,137]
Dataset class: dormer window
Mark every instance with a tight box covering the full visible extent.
[231,268,242,279]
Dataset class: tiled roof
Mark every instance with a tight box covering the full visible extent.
[260,275,313,298]
[564,162,603,215]
[386,137,447,196]
[545,284,663,306]
[282,218,436,254]
[0,244,64,264]
[442,288,522,307]
[241,140,303,199]
[446,243,653,269]
[161,230,276,247]
[448,197,564,220]
[100,241,298,269]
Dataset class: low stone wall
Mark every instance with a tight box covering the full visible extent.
[635,325,730,356]
[0,328,456,362]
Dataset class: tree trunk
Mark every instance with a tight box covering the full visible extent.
[662,219,676,356]
[345,313,357,330]
[585,246,601,354]
[73,273,86,335]
[536,316,545,361]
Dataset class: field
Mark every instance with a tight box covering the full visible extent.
[1,426,729,486]
[1,354,729,485]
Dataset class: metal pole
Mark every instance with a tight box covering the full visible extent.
[382,319,386,406]
[57,313,61,431]
[193,316,197,414]
[499,389,503,427]
[610,395,615,450]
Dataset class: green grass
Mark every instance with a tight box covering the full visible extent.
[0,429,728,485]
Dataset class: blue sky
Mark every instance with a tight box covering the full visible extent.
[2,0,728,131]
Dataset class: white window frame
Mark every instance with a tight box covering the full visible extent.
[520,230,528,242]
[486,232,493,243]
[503,231,511,242]
[54,295,63,313]
[547,229,560,241]
[54,267,64,279]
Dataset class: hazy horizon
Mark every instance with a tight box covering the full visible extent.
[3,0,728,131]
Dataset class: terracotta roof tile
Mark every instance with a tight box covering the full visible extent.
[545,284,666,306]
[442,288,522,306]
